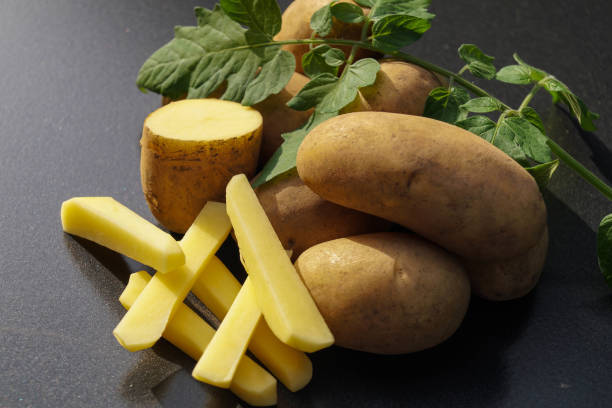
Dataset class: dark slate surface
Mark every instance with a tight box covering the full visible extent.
[1,0,611,407]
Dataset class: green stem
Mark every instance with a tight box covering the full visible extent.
[518,84,541,112]
[491,110,509,145]
[458,65,469,76]
[546,139,612,201]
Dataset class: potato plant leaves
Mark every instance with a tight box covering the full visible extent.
[458,44,496,79]
[302,45,346,78]
[598,214,612,287]
[525,159,559,189]
[460,97,502,113]
[310,4,333,37]
[371,14,431,52]
[331,2,365,24]
[423,86,470,123]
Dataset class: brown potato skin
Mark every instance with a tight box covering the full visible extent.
[255,171,391,259]
[297,112,547,261]
[465,226,549,301]
[342,60,445,115]
[275,0,380,74]
[295,232,471,354]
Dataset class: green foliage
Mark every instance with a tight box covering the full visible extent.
[331,2,365,23]
[423,86,470,123]
[371,14,431,52]
[310,4,333,37]
[302,45,346,78]
[525,159,559,189]
[497,116,552,164]
[495,65,532,85]
[454,115,496,137]
[460,97,502,113]
[458,44,496,79]
[598,214,612,287]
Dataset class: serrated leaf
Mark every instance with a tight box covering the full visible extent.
[310,4,333,37]
[597,213,612,287]
[525,159,559,189]
[252,110,338,188]
[458,44,496,79]
[288,58,380,113]
[455,115,496,137]
[490,124,530,166]
[498,116,552,163]
[219,0,282,39]
[331,2,364,23]
[371,14,430,52]
[495,65,532,84]
[423,86,470,123]
[521,106,545,133]
[369,0,434,20]
[302,45,345,78]
[461,97,502,113]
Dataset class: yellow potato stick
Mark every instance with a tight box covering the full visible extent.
[119,272,277,407]
[61,197,184,273]
[191,256,313,392]
[192,278,261,387]
[225,174,334,353]
[113,202,231,351]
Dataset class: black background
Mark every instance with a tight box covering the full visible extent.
[1,0,612,407]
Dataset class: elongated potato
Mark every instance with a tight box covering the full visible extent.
[255,170,391,259]
[295,232,471,354]
[141,99,262,233]
[297,112,547,261]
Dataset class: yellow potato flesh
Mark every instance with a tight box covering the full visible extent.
[192,278,261,387]
[225,174,334,353]
[113,202,231,351]
[191,256,313,392]
[119,272,277,407]
[61,197,184,273]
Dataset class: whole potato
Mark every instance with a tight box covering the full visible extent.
[297,112,547,261]
[255,170,391,259]
[465,226,549,301]
[295,232,471,354]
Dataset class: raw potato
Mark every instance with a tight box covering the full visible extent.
[275,0,380,74]
[342,60,445,115]
[465,226,549,301]
[295,232,471,354]
[297,112,547,261]
[141,99,262,233]
[255,170,391,259]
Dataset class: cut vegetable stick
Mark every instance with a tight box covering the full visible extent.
[191,256,313,392]
[113,202,231,351]
[226,174,334,353]
[192,278,261,387]
[120,272,277,407]
[61,197,184,273]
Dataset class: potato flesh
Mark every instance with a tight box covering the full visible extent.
[192,278,261,387]
[226,174,334,353]
[145,99,262,141]
[112,202,231,351]
[61,197,184,273]
[119,272,277,407]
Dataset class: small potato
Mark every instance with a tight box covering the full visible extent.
[465,226,549,301]
[297,112,547,261]
[255,171,391,259]
[295,232,471,354]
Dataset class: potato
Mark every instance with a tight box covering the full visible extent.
[294,232,471,354]
[255,170,391,259]
[342,60,445,115]
[465,226,549,301]
[297,112,547,261]
[275,0,380,74]
[140,99,262,233]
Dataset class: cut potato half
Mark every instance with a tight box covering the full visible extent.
[141,99,263,233]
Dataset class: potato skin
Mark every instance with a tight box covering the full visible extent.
[465,226,549,301]
[297,112,547,261]
[255,171,391,259]
[295,232,471,354]
[275,0,380,74]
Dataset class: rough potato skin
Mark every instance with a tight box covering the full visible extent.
[295,232,471,354]
[275,0,380,74]
[255,171,391,259]
[465,226,549,301]
[141,121,261,234]
[297,112,547,261]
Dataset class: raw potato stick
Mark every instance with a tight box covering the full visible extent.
[226,174,334,353]
[192,278,261,387]
[119,272,277,407]
[191,256,313,392]
[113,202,231,351]
[61,197,184,273]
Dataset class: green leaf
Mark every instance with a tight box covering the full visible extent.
[495,65,532,84]
[310,4,333,37]
[302,45,345,78]
[423,86,470,124]
[369,0,435,21]
[371,14,430,52]
[460,97,502,113]
[597,213,612,288]
[455,115,496,137]
[219,0,282,39]
[354,0,374,7]
[543,81,600,132]
[525,159,559,189]
[513,53,547,82]
[288,58,380,113]
[490,124,530,166]
[331,2,365,23]
[498,116,552,163]
[520,106,545,133]
[458,44,496,79]
[252,110,338,188]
